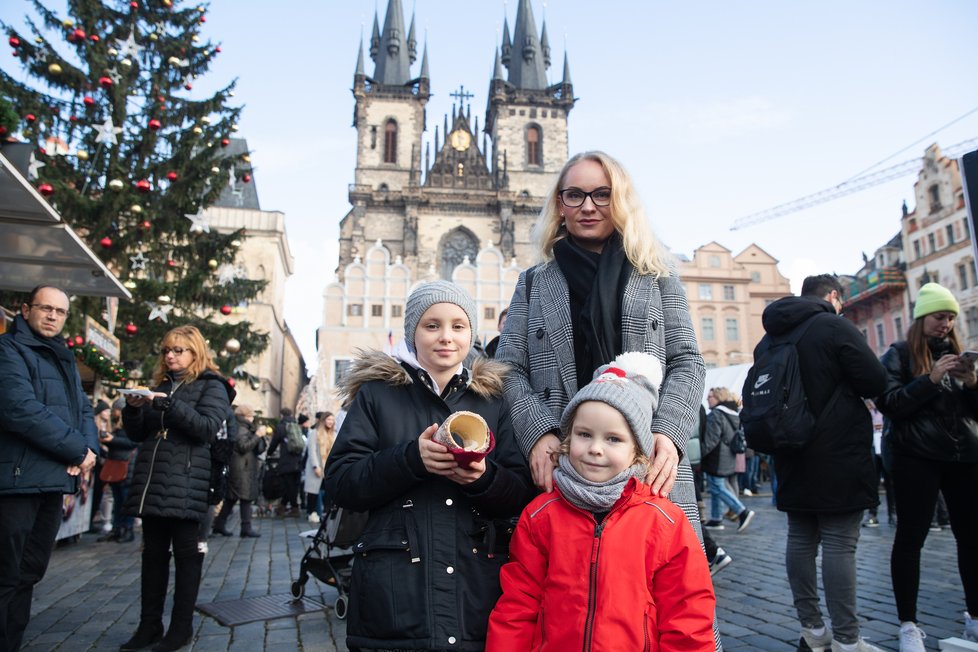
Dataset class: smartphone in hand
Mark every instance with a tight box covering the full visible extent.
[959,350,978,365]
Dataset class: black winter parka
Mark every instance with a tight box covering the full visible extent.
[760,296,888,513]
[877,341,978,463]
[324,351,535,652]
[123,370,234,521]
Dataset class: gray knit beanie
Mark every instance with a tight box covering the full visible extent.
[560,352,664,457]
[404,280,478,353]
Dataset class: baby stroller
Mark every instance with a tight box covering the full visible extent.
[290,500,367,620]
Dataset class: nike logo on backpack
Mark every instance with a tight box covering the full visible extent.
[754,374,772,389]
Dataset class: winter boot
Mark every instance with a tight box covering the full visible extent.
[120,549,169,651]
[152,552,204,651]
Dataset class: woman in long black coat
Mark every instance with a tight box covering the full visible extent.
[120,325,234,652]
[212,404,265,537]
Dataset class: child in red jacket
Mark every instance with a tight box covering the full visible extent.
[487,352,716,651]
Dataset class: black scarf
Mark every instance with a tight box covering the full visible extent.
[553,232,631,389]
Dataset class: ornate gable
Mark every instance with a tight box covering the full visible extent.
[425,105,494,191]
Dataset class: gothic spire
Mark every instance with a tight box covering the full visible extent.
[419,40,429,79]
[562,51,572,86]
[492,47,504,80]
[407,12,417,64]
[354,36,365,78]
[500,17,512,67]
[540,20,551,69]
[372,0,412,86]
[507,0,547,89]
[369,12,380,61]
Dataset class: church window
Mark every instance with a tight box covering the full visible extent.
[379,183,389,192]
[509,109,516,116]
[440,229,479,280]
[526,125,542,166]
[370,126,377,149]
[530,108,537,118]
[392,305,403,318]
[519,109,525,116]
[371,304,383,317]
[384,120,397,163]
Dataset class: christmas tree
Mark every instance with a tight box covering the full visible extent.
[1,0,267,382]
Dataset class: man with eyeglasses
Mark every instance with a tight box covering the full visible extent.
[0,285,98,651]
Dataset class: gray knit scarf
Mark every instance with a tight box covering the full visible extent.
[552,455,646,513]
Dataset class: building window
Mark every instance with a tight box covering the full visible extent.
[750,271,761,283]
[725,318,739,341]
[929,184,941,212]
[928,233,936,253]
[723,285,735,301]
[701,317,715,340]
[333,358,353,385]
[371,304,383,317]
[526,125,542,166]
[967,308,978,340]
[965,218,971,239]
[348,303,363,317]
[947,224,956,245]
[383,119,397,164]
[439,228,479,280]
[894,315,903,340]
[485,307,496,320]
[708,255,721,268]
[959,264,969,291]
[913,240,921,259]
[698,284,712,300]
[875,322,885,348]
[391,305,403,317]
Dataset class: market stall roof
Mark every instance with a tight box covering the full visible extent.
[0,146,130,299]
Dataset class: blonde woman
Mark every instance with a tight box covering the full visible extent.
[120,325,234,652]
[303,412,336,523]
[702,387,754,532]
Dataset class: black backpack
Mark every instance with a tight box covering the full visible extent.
[740,315,839,454]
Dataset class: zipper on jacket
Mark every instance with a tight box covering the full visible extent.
[643,611,650,652]
[138,437,163,513]
[582,520,606,652]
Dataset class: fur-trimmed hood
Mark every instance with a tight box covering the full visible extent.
[337,348,509,407]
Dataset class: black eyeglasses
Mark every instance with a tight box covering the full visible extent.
[558,187,612,208]
[161,347,188,356]
[30,304,69,318]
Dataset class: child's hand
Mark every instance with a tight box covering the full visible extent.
[645,433,680,497]
[449,458,486,485]
[418,423,456,476]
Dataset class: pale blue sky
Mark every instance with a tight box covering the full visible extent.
[10,1,978,370]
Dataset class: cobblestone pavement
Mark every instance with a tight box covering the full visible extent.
[19,491,967,651]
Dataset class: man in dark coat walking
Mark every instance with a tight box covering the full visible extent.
[760,274,888,652]
[267,408,304,515]
[0,286,98,651]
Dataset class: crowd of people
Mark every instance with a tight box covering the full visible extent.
[1,150,976,652]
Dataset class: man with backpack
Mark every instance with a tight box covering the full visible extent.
[750,274,887,652]
[267,408,305,516]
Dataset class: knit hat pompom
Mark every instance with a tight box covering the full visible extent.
[913,282,959,320]
[560,352,664,457]
[403,280,477,353]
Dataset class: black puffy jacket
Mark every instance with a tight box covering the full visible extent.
[324,351,535,652]
[123,370,234,520]
[877,341,978,463]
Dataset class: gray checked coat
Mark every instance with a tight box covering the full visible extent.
[496,261,706,533]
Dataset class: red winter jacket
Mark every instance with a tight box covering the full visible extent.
[487,478,715,652]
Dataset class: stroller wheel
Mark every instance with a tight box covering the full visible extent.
[334,594,348,620]
[290,579,305,600]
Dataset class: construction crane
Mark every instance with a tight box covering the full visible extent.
[730,136,978,231]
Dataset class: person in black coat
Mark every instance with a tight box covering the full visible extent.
[759,275,888,651]
[212,404,265,537]
[267,408,304,515]
[324,281,535,651]
[876,282,978,646]
[97,401,138,543]
[120,325,234,652]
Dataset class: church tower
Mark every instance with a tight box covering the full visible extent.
[486,0,575,198]
[352,0,429,193]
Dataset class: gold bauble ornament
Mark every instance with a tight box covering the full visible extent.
[211,166,220,173]
[208,259,218,269]
[124,279,137,289]
[167,56,180,66]
[242,155,251,163]
[149,33,158,41]
[108,179,124,191]
[131,204,143,214]
[62,19,73,28]
[76,150,89,161]
[224,338,241,354]
[108,47,118,56]
[48,63,62,74]
[231,123,239,132]
[193,126,203,134]
[157,295,171,304]
[121,58,132,68]
[191,35,199,42]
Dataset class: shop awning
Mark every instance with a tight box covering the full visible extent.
[0,146,130,299]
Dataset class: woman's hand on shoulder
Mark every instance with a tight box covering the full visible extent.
[644,433,680,498]
[529,432,560,493]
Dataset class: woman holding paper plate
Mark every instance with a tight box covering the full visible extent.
[324,280,535,651]
[119,325,235,652]
[876,282,978,649]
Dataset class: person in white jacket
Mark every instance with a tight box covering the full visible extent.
[303,412,336,524]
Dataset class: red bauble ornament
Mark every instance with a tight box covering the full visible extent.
[25,113,35,123]
[69,115,78,122]
[184,83,192,91]
[38,147,47,155]
[166,259,176,267]
[135,179,151,193]
[83,96,95,107]
[227,377,235,387]
[166,171,177,181]
[99,76,113,88]
[66,338,75,348]
[71,28,86,41]
[74,336,84,345]
[149,119,161,131]
[0,127,7,136]
[200,16,206,23]
[100,236,112,249]
[242,174,252,183]
[89,34,100,43]
[125,322,138,336]
[215,46,221,53]
[9,36,20,48]
[220,138,230,147]
[140,220,151,229]
[220,305,232,316]
[130,1,138,7]
[38,183,54,196]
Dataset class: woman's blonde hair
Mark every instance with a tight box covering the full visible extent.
[152,324,221,386]
[709,386,741,407]
[316,411,337,463]
[533,150,674,277]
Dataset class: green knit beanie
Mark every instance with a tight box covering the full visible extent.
[913,283,959,320]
